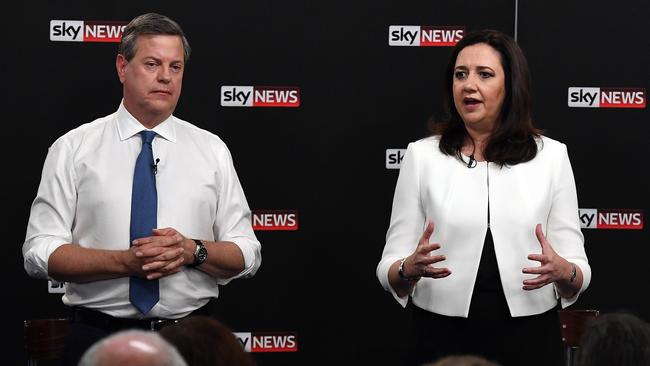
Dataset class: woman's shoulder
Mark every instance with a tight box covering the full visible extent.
[410,135,441,149]
[407,135,444,158]
[537,135,568,154]
[406,136,444,162]
[532,135,572,165]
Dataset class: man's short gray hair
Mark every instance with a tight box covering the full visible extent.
[118,13,191,62]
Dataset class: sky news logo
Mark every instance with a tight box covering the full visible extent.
[48,280,65,294]
[252,210,298,231]
[50,20,127,42]
[568,87,646,108]
[389,26,464,46]
[386,148,406,169]
[234,332,298,353]
[221,86,300,107]
[579,209,643,230]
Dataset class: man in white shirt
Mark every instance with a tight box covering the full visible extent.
[22,13,261,365]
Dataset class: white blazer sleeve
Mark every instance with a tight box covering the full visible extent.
[377,142,426,307]
[548,144,591,307]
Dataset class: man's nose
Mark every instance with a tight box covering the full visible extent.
[157,66,172,83]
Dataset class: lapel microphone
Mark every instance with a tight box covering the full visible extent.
[152,158,160,175]
[467,154,477,168]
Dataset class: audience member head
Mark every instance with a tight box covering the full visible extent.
[160,315,255,366]
[575,311,650,366]
[422,354,501,366]
[78,329,187,366]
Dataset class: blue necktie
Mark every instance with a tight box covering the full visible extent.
[129,131,159,315]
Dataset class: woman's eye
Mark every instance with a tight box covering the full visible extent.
[479,72,493,78]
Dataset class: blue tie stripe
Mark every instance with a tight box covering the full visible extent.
[129,131,160,315]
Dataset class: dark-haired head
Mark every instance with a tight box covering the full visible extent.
[431,29,541,166]
[119,13,191,63]
[574,311,650,366]
[160,316,255,366]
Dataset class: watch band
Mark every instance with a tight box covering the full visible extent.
[398,258,420,282]
[569,263,577,283]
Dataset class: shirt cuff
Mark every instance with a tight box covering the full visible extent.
[556,260,591,308]
[23,237,69,280]
[216,236,261,285]
[377,258,410,308]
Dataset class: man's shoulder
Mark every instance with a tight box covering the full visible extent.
[172,116,229,152]
[53,112,117,148]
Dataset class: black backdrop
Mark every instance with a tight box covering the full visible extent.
[5,0,648,364]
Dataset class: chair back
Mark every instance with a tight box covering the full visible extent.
[558,309,600,347]
[24,318,69,362]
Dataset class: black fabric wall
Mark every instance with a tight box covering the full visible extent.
[5,1,648,364]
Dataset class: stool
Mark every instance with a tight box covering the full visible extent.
[24,318,69,366]
[558,309,599,366]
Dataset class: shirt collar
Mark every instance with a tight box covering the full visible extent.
[115,101,177,143]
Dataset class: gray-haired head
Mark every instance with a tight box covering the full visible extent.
[79,329,188,366]
[118,13,191,62]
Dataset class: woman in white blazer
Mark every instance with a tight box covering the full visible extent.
[377,30,591,366]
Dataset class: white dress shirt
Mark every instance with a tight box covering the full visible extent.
[377,135,591,317]
[23,102,261,319]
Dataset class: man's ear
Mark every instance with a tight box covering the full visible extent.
[116,54,128,83]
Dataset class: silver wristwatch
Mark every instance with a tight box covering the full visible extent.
[190,239,208,267]
[398,258,420,282]
[569,263,577,283]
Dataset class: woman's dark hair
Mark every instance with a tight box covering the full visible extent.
[431,29,542,166]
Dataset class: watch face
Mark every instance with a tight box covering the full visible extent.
[197,247,208,262]
[192,240,208,266]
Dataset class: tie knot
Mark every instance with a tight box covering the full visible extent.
[140,131,157,145]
